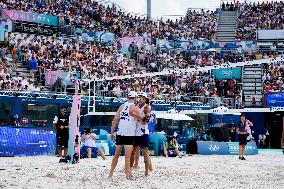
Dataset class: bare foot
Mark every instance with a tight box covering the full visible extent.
[126,175,133,180]
[108,172,113,179]
[145,172,150,177]
[149,161,153,172]
[133,166,140,170]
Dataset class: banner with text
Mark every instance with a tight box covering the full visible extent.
[211,67,242,80]
[265,92,284,107]
[197,141,230,155]
[1,9,58,26]
[13,22,57,36]
[227,142,258,155]
[0,127,56,156]
[197,141,258,155]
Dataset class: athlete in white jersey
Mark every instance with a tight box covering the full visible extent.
[109,91,145,180]
[131,92,153,177]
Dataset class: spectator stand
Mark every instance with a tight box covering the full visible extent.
[236,1,284,41]
[0,0,284,110]
[257,30,284,53]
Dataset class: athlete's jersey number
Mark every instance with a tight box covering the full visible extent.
[120,106,129,121]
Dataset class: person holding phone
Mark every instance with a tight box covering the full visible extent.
[81,127,106,160]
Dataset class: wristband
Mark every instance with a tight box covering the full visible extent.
[142,116,151,123]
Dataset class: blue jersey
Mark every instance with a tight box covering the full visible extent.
[148,113,156,135]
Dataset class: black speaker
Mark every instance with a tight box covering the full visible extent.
[186,140,197,154]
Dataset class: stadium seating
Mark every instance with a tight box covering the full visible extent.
[0,0,283,108]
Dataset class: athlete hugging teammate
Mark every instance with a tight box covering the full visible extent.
[108,91,152,180]
[131,92,153,177]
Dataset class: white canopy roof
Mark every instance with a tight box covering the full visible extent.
[156,109,194,121]
[156,113,194,121]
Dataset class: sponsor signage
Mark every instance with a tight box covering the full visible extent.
[197,141,230,155]
[227,142,258,155]
[197,141,258,155]
[13,21,57,36]
[1,9,58,26]
[211,67,242,80]
[0,127,56,156]
[265,92,284,107]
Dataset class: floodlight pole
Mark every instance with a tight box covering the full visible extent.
[147,0,151,20]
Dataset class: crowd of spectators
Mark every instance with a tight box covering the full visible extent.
[179,9,218,41]
[262,61,284,93]
[1,30,279,97]
[0,0,218,41]
[221,1,238,11]
[236,1,284,40]
[96,70,241,107]
[3,32,145,80]
[0,60,41,91]
[0,0,282,106]
[136,47,280,72]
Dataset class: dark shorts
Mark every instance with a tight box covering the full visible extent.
[239,134,247,145]
[57,132,69,148]
[116,135,135,145]
[82,146,99,153]
[133,134,149,148]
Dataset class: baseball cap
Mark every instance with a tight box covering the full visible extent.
[138,92,148,98]
[128,91,137,98]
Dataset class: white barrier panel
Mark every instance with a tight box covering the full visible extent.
[87,107,284,116]
[257,30,284,40]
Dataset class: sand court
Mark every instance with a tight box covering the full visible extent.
[0,152,283,189]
